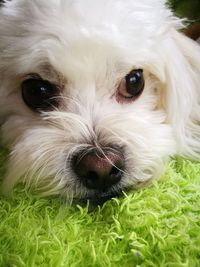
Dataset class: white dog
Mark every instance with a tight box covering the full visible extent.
[0,0,200,204]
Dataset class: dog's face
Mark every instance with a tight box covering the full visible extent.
[0,0,200,203]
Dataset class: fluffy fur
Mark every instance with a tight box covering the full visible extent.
[0,0,200,201]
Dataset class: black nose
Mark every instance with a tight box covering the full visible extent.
[72,149,125,191]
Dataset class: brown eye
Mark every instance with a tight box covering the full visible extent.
[117,69,145,102]
[21,78,60,112]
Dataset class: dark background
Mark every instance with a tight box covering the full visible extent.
[169,0,200,22]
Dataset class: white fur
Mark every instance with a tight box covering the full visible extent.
[0,0,199,199]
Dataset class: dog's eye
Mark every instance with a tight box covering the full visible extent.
[21,79,60,111]
[116,69,144,102]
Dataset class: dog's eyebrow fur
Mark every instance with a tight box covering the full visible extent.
[39,64,60,80]
[24,63,66,88]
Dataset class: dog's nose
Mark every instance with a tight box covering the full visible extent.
[72,149,125,190]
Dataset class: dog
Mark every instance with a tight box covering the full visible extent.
[0,0,200,204]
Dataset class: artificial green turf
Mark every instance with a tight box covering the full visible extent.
[0,143,200,266]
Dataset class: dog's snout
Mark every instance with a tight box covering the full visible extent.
[72,149,125,191]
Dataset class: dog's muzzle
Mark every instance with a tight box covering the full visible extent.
[72,148,125,192]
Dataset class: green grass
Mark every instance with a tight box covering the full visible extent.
[0,147,200,266]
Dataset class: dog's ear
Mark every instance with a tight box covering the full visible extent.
[161,29,200,160]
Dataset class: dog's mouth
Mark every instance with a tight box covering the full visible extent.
[73,188,128,208]
[85,191,122,206]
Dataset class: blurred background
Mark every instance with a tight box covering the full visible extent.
[169,0,200,40]
[169,0,200,22]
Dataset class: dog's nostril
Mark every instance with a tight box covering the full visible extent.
[87,171,99,180]
[110,166,121,177]
[72,149,125,191]
[84,171,100,189]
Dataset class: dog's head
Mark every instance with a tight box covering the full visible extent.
[0,0,200,203]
